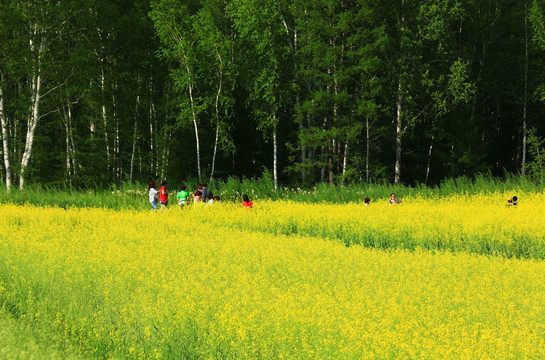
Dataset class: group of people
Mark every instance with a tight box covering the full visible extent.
[148,181,252,211]
[506,195,518,206]
[148,185,519,210]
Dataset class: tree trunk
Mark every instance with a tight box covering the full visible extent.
[160,128,172,181]
[395,76,403,185]
[366,117,370,183]
[279,11,304,183]
[188,81,201,180]
[329,139,334,184]
[149,99,156,176]
[272,114,278,192]
[394,0,404,185]
[62,98,78,188]
[130,95,140,183]
[342,139,349,185]
[101,68,111,175]
[425,135,434,186]
[19,70,42,189]
[0,84,11,191]
[522,1,529,176]
[210,52,223,186]
[111,76,121,183]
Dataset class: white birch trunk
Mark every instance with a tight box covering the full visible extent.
[160,128,172,181]
[20,71,42,189]
[113,91,121,181]
[210,52,223,186]
[20,31,45,190]
[366,117,370,183]
[522,1,529,176]
[149,99,156,176]
[130,95,140,183]
[187,80,201,180]
[395,78,403,185]
[342,137,349,185]
[425,135,434,186]
[273,114,278,192]
[63,100,78,188]
[394,0,404,185]
[0,84,11,191]
[101,68,110,173]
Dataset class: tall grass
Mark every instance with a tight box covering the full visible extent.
[0,173,542,209]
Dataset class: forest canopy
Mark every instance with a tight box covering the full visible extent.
[1,0,545,190]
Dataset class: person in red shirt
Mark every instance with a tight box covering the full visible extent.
[159,181,168,211]
[242,194,252,209]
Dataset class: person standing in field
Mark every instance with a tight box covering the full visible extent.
[193,190,202,206]
[201,184,213,202]
[388,193,396,205]
[389,193,402,205]
[149,181,158,211]
[159,181,168,211]
[242,194,253,209]
[204,195,220,207]
[176,185,189,208]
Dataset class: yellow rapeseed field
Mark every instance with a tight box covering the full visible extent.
[0,193,544,359]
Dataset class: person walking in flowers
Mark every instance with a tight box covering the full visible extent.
[159,181,168,212]
[193,190,202,206]
[148,181,158,211]
[176,185,189,208]
[242,194,253,209]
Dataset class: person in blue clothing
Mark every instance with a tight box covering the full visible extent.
[388,193,402,205]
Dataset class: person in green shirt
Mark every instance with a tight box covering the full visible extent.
[176,185,189,208]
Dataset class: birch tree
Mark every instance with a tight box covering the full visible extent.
[0,80,10,191]
[151,0,204,180]
[230,0,293,191]
[195,0,236,186]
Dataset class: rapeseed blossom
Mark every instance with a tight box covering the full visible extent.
[0,194,544,359]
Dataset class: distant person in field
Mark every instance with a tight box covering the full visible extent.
[242,194,253,209]
[507,195,518,207]
[159,181,168,211]
[201,184,213,202]
[388,193,396,205]
[205,195,220,207]
[176,185,189,208]
[364,197,371,206]
[148,181,158,211]
[389,193,402,205]
[193,190,202,205]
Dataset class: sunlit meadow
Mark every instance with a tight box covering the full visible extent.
[1,191,545,358]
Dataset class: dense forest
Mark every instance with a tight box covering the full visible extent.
[1,0,545,191]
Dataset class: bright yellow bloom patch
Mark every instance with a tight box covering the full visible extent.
[0,195,544,359]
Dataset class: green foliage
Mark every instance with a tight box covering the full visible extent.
[526,129,545,184]
[0,174,541,210]
[1,0,545,190]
